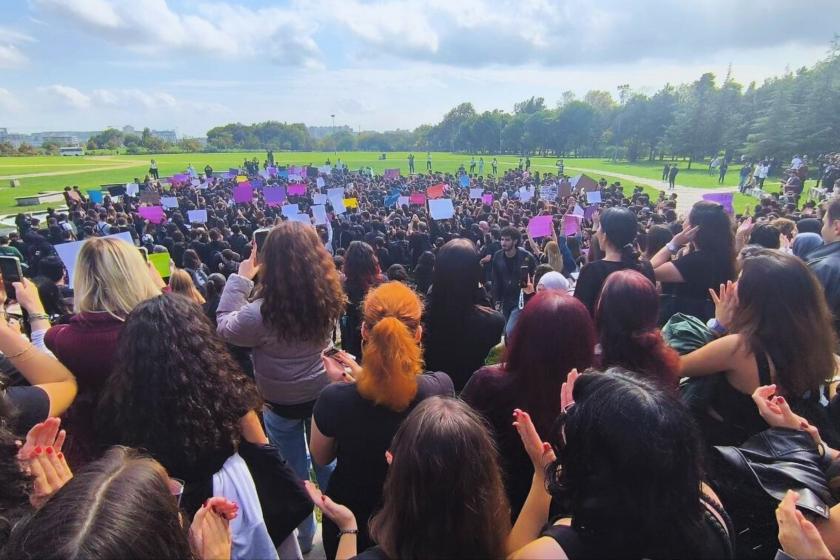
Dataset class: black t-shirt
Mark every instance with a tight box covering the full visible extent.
[4,386,49,435]
[574,259,655,316]
[423,304,505,392]
[313,372,454,511]
[671,250,732,301]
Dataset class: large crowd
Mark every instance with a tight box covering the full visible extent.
[1,152,840,560]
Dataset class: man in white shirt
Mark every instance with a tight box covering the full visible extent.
[791,155,803,170]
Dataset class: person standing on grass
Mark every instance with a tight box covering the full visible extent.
[426,152,432,172]
[556,159,564,176]
[492,157,498,175]
[668,164,679,190]
[525,156,531,171]
[470,157,476,174]
[149,159,159,180]
[479,157,485,175]
[662,162,670,181]
[408,153,415,174]
[718,159,729,184]
[739,161,752,191]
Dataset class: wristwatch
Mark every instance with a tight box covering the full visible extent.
[706,318,727,336]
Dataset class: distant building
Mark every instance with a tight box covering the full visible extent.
[0,128,7,141]
[122,125,137,135]
[151,129,177,143]
[43,135,80,147]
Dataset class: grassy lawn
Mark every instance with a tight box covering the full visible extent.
[0,152,756,215]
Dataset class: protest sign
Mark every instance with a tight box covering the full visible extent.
[482,194,493,205]
[235,175,248,183]
[586,190,602,204]
[311,205,328,225]
[344,197,359,209]
[278,169,289,179]
[327,187,345,199]
[316,177,325,189]
[584,205,598,221]
[282,204,300,217]
[572,204,585,217]
[313,193,327,205]
[148,252,171,279]
[385,168,401,180]
[330,196,346,214]
[264,187,286,207]
[563,214,581,236]
[398,196,410,207]
[384,193,400,208]
[559,180,572,198]
[459,175,470,188]
[702,192,734,214]
[409,193,426,205]
[540,184,558,201]
[528,215,553,238]
[469,188,483,199]
[126,183,139,196]
[87,190,103,204]
[288,183,307,196]
[161,197,179,209]
[140,191,161,205]
[139,206,166,224]
[187,209,207,223]
[428,199,455,220]
[233,183,253,204]
[318,165,332,174]
[427,184,445,199]
[288,214,311,226]
[55,231,134,289]
[519,187,534,202]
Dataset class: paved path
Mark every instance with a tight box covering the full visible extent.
[0,157,147,180]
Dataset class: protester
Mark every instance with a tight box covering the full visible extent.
[308,397,510,560]
[807,197,840,337]
[168,267,206,305]
[216,222,345,554]
[462,291,595,518]
[340,241,384,360]
[311,281,454,558]
[491,226,537,319]
[422,239,504,391]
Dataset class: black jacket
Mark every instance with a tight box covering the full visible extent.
[490,247,536,307]
[808,241,840,336]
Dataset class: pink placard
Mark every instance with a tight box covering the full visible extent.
[409,193,426,205]
[482,193,493,205]
[233,183,253,204]
[563,214,581,236]
[528,215,553,238]
[288,183,307,196]
[139,206,166,224]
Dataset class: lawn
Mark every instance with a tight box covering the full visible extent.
[0,152,755,215]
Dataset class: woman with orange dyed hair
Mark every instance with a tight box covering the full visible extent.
[310,281,454,559]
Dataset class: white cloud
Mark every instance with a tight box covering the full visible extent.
[92,89,177,110]
[0,88,23,112]
[33,0,321,67]
[0,44,27,68]
[39,85,92,109]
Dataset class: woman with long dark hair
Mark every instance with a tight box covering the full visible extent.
[341,241,384,360]
[412,250,435,296]
[423,239,504,391]
[311,282,454,558]
[307,397,510,560]
[651,200,737,321]
[681,249,840,446]
[509,370,733,559]
[595,269,680,389]
[216,221,346,553]
[462,291,594,518]
[574,207,653,316]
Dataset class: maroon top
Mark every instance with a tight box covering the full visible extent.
[45,312,125,466]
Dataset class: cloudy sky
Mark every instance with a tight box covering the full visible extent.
[1,0,837,136]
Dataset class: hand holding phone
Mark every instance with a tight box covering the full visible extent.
[0,256,23,301]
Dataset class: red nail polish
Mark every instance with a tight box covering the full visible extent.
[57,452,64,460]
[46,447,53,455]
[34,446,42,454]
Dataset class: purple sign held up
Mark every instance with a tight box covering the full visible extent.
[139,206,166,224]
[563,214,581,236]
[233,183,253,204]
[584,205,598,221]
[702,192,734,214]
[528,215,554,239]
[288,183,307,196]
[482,193,493,205]
[264,187,287,207]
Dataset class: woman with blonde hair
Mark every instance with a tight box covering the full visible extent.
[216,221,346,553]
[169,268,206,305]
[311,281,454,559]
[26,236,164,465]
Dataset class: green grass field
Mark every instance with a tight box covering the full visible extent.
[0,152,755,215]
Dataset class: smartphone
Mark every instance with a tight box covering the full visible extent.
[138,247,148,262]
[519,265,529,288]
[254,228,271,254]
[324,347,356,361]
[0,256,23,300]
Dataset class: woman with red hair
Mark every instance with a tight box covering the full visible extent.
[462,291,595,519]
[595,269,680,389]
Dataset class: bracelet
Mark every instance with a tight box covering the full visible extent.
[27,313,50,322]
[666,241,679,253]
[338,528,359,537]
[5,343,34,360]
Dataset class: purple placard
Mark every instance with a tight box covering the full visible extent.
[233,183,253,204]
[584,205,598,221]
[563,214,581,236]
[288,183,307,196]
[528,215,553,238]
[482,193,493,205]
[264,187,287,207]
[139,206,166,224]
[702,192,734,214]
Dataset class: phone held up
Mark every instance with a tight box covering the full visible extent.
[0,256,23,300]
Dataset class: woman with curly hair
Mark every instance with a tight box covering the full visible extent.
[311,282,454,559]
[97,293,283,559]
[595,269,679,389]
[216,221,346,553]
[340,240,385,360]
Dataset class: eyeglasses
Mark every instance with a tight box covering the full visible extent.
[168,477,185,507]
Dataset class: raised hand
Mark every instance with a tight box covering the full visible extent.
[18,417,66,462]
[512,409,556,471]
[709,280,739,330]
[25,444,73,508]
[237,249,260,280]
[190,500,233,560]
[561,368,579,413]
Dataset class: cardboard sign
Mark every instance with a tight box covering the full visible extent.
[459,175,470,188]
[288,183,307,196]
[563,214,581,236]
[327,187,345,199]
[55,231,134,288]
[311,204,328,225]
[235,175,248,183]
[528,215,553,238]
[316,177,325,189]
[125,183,140,196]
[385,168,401,180]
[469,188,483,199]
[233,183,253,204]
[343,197,359,209]
[329,195,346,214]
[161,197,179,209]
[87,190,103,204]
[410,193,426,205]
[264,187,287,207]
[148,251,171,279]
[586,190,602,204]
[139,206,166,224]
[282,204,301,217]
[187,209,207,223]
[702,192,734,214]
[427,184,445,199]
[398,196,410,207]
[313,193,327,205]
[428,198,455,220]
[140,191,161,205]
[482,194,493,205]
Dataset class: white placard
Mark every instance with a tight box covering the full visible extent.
[428,198,455,220]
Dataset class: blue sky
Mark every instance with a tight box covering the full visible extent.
[0,0,837,136]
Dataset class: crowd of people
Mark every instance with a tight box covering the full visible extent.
[1,151,840,560]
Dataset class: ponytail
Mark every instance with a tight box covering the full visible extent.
[620,242,641,269]
[357,315,422,412]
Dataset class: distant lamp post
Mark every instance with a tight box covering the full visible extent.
[331,114,336,156]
